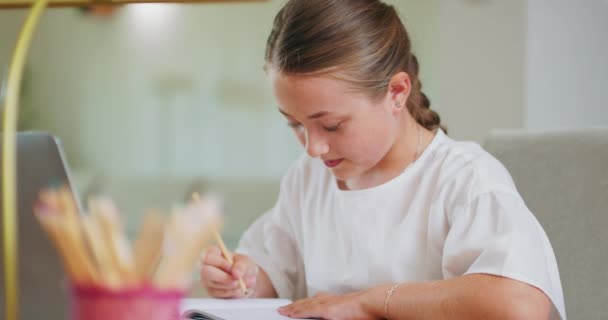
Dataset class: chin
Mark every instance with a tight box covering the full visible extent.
[330,171,349,181]
[328,165,360,182]
[330,160,378,183]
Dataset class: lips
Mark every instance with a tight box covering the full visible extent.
[323,158,343,168]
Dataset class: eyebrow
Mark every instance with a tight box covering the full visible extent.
[278,109,330,119]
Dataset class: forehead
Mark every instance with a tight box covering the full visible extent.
[270,70,371,116]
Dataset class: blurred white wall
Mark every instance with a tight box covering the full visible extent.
[0,0,439,179]
[526,0,608,129]
[436,0,526,142]
[436,0,608,141]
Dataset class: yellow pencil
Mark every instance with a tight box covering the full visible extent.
[192,192,247,294]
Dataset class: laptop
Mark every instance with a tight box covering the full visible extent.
[0,132,81,319]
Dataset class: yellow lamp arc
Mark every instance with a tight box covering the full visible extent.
[2,1,50,320]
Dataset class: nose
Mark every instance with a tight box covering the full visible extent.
[305,129,329,158]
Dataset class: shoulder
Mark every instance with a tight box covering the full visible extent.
[425,131,520,205]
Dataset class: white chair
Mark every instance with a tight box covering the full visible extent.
[484,128,608,320]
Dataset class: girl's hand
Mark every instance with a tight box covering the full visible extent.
[278,290,379,320]
[199,246,259,298]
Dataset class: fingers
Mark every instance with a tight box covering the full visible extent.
[279,297,323,319]
[231,255,259,296]
[207,286,250,299]
[200,247,259,298]
[278,292,335,319]
[243,272,257,288]
[231,254,258,279]
[202,246,232,272]
[200,265,240,289]
[200,246,239,297]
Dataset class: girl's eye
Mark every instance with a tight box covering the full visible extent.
[323,123,341,132]
[287,122,302,129]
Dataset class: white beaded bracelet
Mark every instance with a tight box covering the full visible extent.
[384,283,402,319]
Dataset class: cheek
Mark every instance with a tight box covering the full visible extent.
[334,132,372,157]
[338,125,395,162]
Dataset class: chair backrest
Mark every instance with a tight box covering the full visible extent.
[483,128,608,320]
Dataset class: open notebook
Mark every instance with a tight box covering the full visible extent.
[180,299,293,320]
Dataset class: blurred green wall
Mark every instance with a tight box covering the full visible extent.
[0,0,439,178]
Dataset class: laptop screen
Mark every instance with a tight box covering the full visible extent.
[0,132,80,319]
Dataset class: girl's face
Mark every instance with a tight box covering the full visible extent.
[270,71,408,185]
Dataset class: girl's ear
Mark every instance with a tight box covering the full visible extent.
[388,72,412,110]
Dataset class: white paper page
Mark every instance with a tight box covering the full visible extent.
[181,299,293,320]
[181,298,292,310]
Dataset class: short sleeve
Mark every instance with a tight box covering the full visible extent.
[235,181,306,300]
[442,191,566,320]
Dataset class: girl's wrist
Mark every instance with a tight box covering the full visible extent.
[360,284,395,319]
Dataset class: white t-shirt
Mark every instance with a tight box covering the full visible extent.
[237,130,566,320]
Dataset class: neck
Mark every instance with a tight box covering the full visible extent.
[343,119,432,190]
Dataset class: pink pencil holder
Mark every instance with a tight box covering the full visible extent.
[69,285,185,320]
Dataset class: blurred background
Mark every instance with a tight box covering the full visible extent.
[0,0,607,250]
